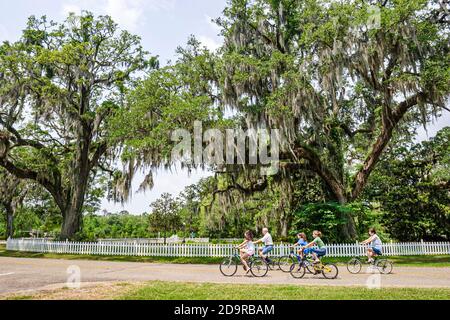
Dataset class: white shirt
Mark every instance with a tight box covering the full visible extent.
[247,241,255,253]
[261,233,274,246]
[370,235,382,250]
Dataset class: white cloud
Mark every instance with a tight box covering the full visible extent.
[61,4,82,16]
[198,35,221,51]
[60,0,175,32]
[205,14,221,33]
[198,15,223,51]
[104,0,145,32]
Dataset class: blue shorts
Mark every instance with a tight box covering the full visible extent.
[371,247,382,255]
[312,248,327,257]
[303,248,313,255]
[262,245,274,255]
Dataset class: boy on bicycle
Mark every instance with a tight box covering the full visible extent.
[254,228,274,263]
[361,228,383,263]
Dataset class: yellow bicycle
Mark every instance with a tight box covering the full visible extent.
[290,255,339,279]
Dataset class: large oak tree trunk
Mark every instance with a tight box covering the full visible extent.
[60,124,92,240]
[335,195,357,241]
[5,203,14,239]
[61,209,81,240]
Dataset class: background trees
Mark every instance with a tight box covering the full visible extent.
[364,127,450,241]
[148,193,182,243]
[0,13,149,239]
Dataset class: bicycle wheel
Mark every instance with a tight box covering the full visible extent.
[376,259,393,274]
[220,256,238,277]
[250,257,269,277]
[290,263,306,279]
[265,258,279,271]
[266,258,279,271]
[322,263,339,279]
[278,256,296,273]
[304,261,316,274]
[347,258,362,274]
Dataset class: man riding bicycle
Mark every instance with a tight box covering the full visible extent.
[254,228,274,263]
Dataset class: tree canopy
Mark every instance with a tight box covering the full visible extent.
[115,0,450,240]
[0,12,150,239]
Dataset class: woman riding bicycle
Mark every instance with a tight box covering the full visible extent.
[361,228,383,263]
[237,230,255,273]
[303,230,327,263]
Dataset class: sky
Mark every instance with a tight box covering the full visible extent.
[0,0,448,215]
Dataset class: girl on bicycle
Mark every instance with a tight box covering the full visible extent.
[238,230,255,273]
[361,228,383,263]
[291,233,310,261]
[303,230,326,263]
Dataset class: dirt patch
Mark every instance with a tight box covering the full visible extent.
[2,282,143,300]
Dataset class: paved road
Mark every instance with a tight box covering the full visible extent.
[1,257,450,296]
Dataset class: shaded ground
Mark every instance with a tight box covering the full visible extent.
[1,256,450,299]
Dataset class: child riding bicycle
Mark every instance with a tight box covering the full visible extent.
[361,228,383,263]
[237,230,255,273]
[291,233,312,261]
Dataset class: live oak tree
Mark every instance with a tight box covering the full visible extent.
[199,0,449,239]
[0,169,28,238]
[148,193,182,244]
[0,13,149,239]
[108,0,450,240]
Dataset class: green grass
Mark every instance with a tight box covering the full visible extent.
[120,281,450,300]
[1,244,449,267]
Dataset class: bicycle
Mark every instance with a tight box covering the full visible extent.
[261,256,279,271]
[290,254,339,279]
[278,250,315,274]
[347,255,393,274]
[220,250,269,278]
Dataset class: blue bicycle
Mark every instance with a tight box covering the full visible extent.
[278,250,315,274]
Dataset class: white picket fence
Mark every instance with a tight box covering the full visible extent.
[6,238,450,258]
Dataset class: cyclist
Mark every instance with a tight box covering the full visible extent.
[361,228,383,263]
[291,233,311,261]
[237,230,255,273]
[254,228,274,263]
[303,230,326,263]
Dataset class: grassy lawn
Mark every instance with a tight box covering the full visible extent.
[120,281,450,300]
[3,281,450,300]
[1,244,450,267]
